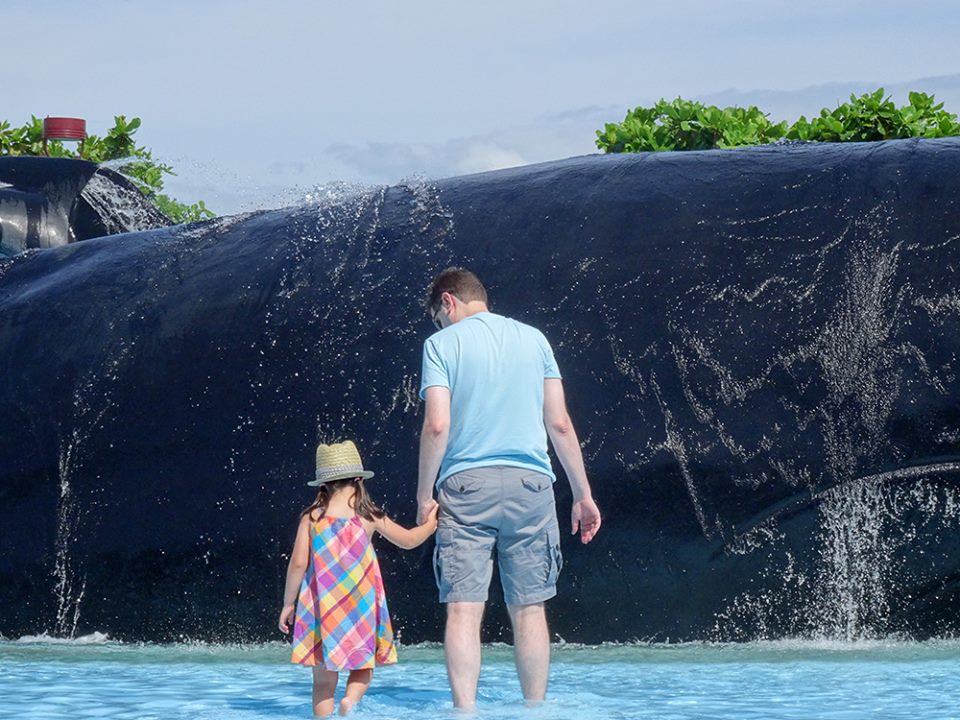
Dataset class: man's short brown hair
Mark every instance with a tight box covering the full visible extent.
[425,267,488,312]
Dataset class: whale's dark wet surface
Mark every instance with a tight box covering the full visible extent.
[1,139,959,643]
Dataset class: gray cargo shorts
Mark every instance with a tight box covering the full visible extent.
[433,465,563,605]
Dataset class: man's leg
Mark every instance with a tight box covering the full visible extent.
[435,470,501,710]
[498,469,561,704]
[444,601,485,709]
[507,602,550,703]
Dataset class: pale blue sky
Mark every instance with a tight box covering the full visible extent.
[5,1,959,213]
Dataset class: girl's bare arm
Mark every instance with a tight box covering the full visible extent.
[372,506,439,549]
[278,515,312,632]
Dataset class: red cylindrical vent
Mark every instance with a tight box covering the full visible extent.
[43,117,86,141]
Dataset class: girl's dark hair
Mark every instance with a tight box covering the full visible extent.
[300,478,385,522]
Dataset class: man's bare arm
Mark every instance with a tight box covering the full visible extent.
[544,377,601,543]
[417,385,451,523]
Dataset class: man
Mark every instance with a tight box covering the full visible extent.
[416,267,601,710]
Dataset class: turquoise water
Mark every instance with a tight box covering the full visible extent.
[2,636,960,719]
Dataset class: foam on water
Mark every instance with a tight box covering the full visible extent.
[13,631,112,645]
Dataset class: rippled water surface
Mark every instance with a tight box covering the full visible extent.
[2,637,960,719]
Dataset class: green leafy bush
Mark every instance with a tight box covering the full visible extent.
[596,98,788,152]
[0,115,214,223]
[787,89,960,142]
[597,89,960,153]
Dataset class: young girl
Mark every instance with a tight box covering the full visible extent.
[278,440,438,717]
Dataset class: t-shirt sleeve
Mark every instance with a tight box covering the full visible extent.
[419,337,450,400]
[538,331,562,379]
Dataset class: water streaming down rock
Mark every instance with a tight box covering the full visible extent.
[50,339,135,638]
[1,139,959,642]
[78,169,172,238]
[811,464,960,640]
[715,463,960,641]
[709,205,960,640]
[53,440,84,638]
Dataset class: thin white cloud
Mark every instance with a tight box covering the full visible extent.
[320,115,600,185]
[456,144,528,176]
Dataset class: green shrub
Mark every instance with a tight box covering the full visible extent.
[596,98,787,153]
[597,89,960,153]
[0,115,215,223]
[787,89,960,142]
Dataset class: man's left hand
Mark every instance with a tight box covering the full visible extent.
[571,497,601,544]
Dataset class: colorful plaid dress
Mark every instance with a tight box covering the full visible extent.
[290,515,398,670]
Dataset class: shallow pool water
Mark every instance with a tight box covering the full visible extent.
[2,636,959,719]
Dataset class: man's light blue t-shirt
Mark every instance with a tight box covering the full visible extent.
[419,312,561,486]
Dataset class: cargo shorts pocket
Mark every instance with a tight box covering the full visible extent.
[546,525,564,586]
[439,474,485,520]
[433,529,466,589]
[433,528,492,601]
[433,543,460,596]
[500,525,563,605]
[432,543,444,591]
[443,473,485,495]
[520,473,552,493]
[519,473,555,511]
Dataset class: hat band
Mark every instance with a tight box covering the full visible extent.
[315,463,366,483]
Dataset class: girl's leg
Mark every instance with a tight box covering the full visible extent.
[311,667,339,717]
[339,668,373,716]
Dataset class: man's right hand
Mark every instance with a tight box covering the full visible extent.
[571,497,601,544]
[418,498,439,525]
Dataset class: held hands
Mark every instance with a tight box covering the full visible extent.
[277,604,295,634]
[421,502,440,531]
[379,504,439,549]
[571,496,602,544]
[417,498,439,526]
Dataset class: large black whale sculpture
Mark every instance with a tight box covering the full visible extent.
[2,138,959,643]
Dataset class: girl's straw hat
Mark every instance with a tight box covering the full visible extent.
[308,440,375,486]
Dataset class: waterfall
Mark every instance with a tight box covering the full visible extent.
[79,170,172,237]
[52,439,85,637]
[50,346,131,637]
[811,464,960,640]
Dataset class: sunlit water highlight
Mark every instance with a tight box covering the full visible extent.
[2,636,959,719]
